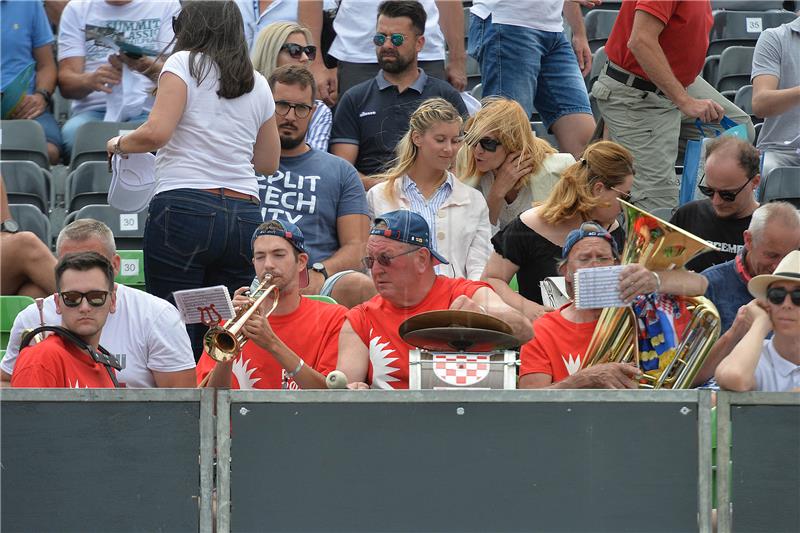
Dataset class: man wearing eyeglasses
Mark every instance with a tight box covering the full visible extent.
[670,137,761,273]
[11,252,118,388]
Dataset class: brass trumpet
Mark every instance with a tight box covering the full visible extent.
[203,274,280,362]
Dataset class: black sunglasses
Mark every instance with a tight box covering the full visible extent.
[373,33,406,47]
[275,100,313,119]
[697,173,754,202]
[767,287,800,306]
[609,185,632,203]
[475,137,501,152]
[280,43,317,61]
[362,248,417,269]
[60,290,110,308]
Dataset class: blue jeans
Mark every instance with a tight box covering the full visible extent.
[468,14,592,127]
[61,109,150,155]
[144,188,263,358]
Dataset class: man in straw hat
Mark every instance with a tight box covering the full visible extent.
[715,250,800,392]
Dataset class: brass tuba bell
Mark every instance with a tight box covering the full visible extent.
[581,200,722,389]
[203,274,279,362]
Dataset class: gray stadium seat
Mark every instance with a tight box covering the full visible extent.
[69,121,143,171]
[531,121,559,150]
[584,10,618,52]
[70,204,147,250]
[1,161,50,213]
[470,83,482,99]
[711,1,787,10]
[753,122,762,144]
[65,161,113,212]
[716,46,755,97]
[587,46,608,92]
[760,166,800,208]
[734,84,754,116]
[703,55,720,87]
[0,120,50,170]
[8,204,51,246]
[708,10,797,55]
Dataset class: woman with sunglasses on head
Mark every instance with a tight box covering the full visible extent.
[367,97,491,280]
[457,97,576,234]
[105,0,280,358]
[715,251,800,392]
[251,22,331,151]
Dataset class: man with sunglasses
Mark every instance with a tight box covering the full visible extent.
[335,210,532,389]
[11,252,118,388]
[715,251,800,392]
[329,1,467,189]
[670,137,761,272]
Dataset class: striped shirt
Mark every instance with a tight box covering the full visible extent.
[306,100,332,151]
[402,174,454,275]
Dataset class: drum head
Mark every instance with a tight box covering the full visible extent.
[401,326,520,352]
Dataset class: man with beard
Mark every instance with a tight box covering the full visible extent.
[329,0,467,189]
[670,136,761,272]
[259,65,375,307]
[197,220,347,389]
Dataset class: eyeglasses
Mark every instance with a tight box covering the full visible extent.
[373,33,407,47]
[280,43,317,61]
[767,287,800,306]
[60,290,110,308]
[697,173,754,202]
[275,100,313,119]
[609,186,632,203]
[172,15,181,35]
[475,137,501,152]
[362,248,418,269]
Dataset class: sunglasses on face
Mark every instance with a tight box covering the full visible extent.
[280,43,317,61]
[697,173,753,202]
[373,33,407,47]
[475,137,501,152]
[60,290,110,308]
[767,287,800,306]
[609,186,632,203]
[275,100,313,119]
[362,248,417,269]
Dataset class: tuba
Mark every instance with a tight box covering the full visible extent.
[203,274,280,362]
[581,200,721,389]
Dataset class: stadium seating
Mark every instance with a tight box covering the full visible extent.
[68,204,147,250]
[734,84,754,116]
[8,204,50,246]
[703,55,721,87]
[69,121,143,171]
[65,161,113,212]
[586,46,607,93]
[708,10,796,55]
[470,83,482,99]
[716,46,755,99]
[1,161,51,213]
[584,9,619,52]
[531,121,559,150]
[115,250,146,290]
[304,295,337,304]
[759,166,800,207]
[711,1,788,10]
[0,120,50,170]
[0,295,35,351]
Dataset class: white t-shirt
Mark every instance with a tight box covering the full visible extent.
[57,0,180,116]
[471,0,565,33]
[754,338,800,392]
[329,0,445,63]
[2,284,195,388]
[154,50,276,197]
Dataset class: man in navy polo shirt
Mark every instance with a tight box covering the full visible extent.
[329,0,467,190]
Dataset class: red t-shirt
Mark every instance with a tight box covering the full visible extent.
[520,304,597,384]
[11,334,117,388]
[196,297,346,389]
[604,0,713,87]
[346,276,490,389]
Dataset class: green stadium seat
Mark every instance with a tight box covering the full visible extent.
[115,250,146,289]
[303,295,337,304]
[1,295,35,350]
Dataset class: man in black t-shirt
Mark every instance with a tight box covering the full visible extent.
[671,137,760,272]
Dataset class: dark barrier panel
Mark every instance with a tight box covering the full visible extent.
[1,390,212,533]
[222,390,709,533]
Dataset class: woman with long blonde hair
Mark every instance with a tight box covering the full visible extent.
[457,97,575,232]
[251,21,331,150]
[367,97,491,280]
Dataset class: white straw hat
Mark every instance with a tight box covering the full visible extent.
[748,250,800,299]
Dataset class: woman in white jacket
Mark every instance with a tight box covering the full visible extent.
[367,98,490,280]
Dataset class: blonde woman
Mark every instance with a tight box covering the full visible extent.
[251,22,331,150]
[458,97,576,233]
[367,98,491,280]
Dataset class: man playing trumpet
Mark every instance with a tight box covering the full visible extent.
[197,220,346,389]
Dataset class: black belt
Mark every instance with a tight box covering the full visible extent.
[605,63,663,95]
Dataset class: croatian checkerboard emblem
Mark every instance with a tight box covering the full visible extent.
[433,354,491,386]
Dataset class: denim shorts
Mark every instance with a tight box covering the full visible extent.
[34,111,62,147]
[468,14,592,127]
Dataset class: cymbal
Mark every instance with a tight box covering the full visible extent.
[401,326,520,352]
[399,310,513,335]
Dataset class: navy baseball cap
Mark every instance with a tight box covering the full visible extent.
[562,222,620,259]
[370,210,449,265]
[251,219,307,255]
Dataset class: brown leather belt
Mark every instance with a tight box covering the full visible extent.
[201,188,259,204]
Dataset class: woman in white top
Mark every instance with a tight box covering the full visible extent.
[367,97,491,280]
[106,1,280,357]
[457,96,575,234]
[251,22,332,151]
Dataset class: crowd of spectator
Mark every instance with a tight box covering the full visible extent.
[1,0,799,394]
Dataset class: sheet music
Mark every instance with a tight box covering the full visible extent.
[173,285,235,324]
[540,276,569,308]
[574,266,627,309]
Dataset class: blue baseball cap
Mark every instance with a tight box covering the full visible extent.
[562,222,620,259]
[251,219,307,255]
[370,210,449,265]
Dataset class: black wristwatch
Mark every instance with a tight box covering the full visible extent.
[1,220,20,234]
[34,88,52,106]
[311,262,329,279]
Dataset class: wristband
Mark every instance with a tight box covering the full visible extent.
[286,358,305,378]
[651,271,661,293]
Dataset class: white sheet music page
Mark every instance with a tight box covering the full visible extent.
[173,285,235,324]
[574,265,627,309]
